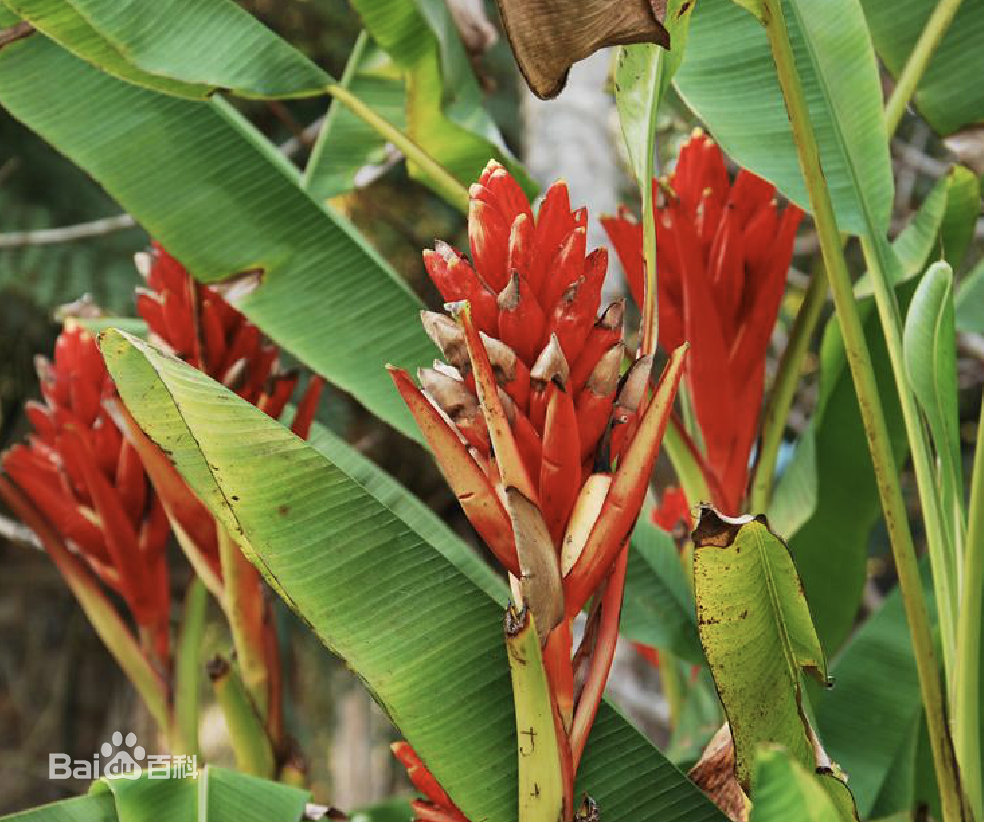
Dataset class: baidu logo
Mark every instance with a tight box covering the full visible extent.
[49,731,195,781]
[101,732,145,780]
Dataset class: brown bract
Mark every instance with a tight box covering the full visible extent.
[688,724,750,822]
[493,0,670,99]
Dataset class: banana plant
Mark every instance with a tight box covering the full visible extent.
[1,0,983,821]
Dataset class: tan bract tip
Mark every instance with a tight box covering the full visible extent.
[599,299,625,331]
[585,343,624,396]
[480,331,519,381]
[497,272,522,311]
[531,334,570,386]
[616,355,653,412]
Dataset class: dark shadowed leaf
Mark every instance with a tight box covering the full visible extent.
[814,565,934,818]
[620,520,703,664]
[860,0,984,135]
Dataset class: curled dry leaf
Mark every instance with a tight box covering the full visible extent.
[493,0,670,99]
[688,724,749,822]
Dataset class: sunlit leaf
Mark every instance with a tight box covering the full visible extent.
[3,0,330,97]
[347,0,535,196]
[692,509,829,788]
[100,329,728,822]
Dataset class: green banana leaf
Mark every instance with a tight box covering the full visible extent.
[621,520,703,665]
[0,27,433,442]
[0,795,117,822]
[903,262,963,549]
[0,768,309,822]
[99,329,726,822]
[2,0,331,97]
[956,256,984,334]
[675,0,893,237]
[771,165,973,653]
[692,511,828,788]
[749,747,841,822]
[303,34,407,202]
[815,565,935,818]
[860,0,984,135]
[344,0,534,197]
[781,287,911,654]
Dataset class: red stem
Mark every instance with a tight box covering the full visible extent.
[570,543,629,772]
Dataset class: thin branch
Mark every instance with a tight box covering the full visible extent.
[0,21,34,51]
[0,120,325,250]
[0,214,137,248]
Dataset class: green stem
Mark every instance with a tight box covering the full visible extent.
[759,4,966,821]
[326,82,470,214]
[664,416,712,509]
[217,524,269,719]
[955,394,984,821]
[207,655,276,779]
[174,578,208,758]
[0,477,170,735]
[640,146,659,358]
[749,259,826,513]
[860,235,959,688]
[884,0,966,135]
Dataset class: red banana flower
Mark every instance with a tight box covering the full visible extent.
[389,161,686,814]
[131,243,324,579]
[602,134,803,515]
[3,325,172,662]
[2,245,324,671]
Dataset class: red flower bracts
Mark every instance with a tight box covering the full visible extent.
[392,742,470,822]
[3,325,172,661]
[130,244,324,579]
[136,242,323,428]
[389,161,686,809]
[651,485,693,535]
[2,244,324,666]
[603,135,803,514]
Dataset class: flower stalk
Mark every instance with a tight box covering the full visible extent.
[0,476,170,735]
[759,2,967,819]
[506,606,567,822]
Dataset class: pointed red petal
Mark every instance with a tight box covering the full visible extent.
[565,344,686,614]
[389,367,519,575]
[289,375,324,440]
[539,386,581,546]
[457,307,537,501]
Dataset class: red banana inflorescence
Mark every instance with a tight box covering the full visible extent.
[603,133,803,516]
[2,244,324,671]
[389,161,687,820]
